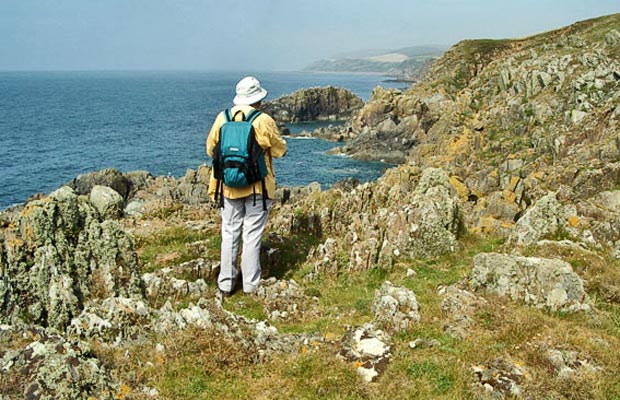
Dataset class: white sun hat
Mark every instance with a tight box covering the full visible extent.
[233,76,268,106]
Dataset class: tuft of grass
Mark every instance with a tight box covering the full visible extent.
[136,226,216,272]
[225,294,268,321]
[406,360,456,395]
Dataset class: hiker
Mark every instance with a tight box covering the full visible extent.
[206,76,287,297]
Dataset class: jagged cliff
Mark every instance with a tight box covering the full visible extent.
[321,13,620,237]
[1,14,620,400]
[332,14,620,172]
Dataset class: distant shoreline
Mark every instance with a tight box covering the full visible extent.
[301,69,415,85]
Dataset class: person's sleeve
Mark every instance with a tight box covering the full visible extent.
[206,113,224,157]
[257,115,287,158]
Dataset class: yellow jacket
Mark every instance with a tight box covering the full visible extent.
[206,105,287,200]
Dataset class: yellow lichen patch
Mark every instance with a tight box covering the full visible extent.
[117,384,131,399]
[6,236,24,250]
[20,205,36,218]
[568,215,579,227]
[500,221,515,229]
[323,332,341,342]
[449,176,470,200]
[507,176,521,192]
[528,171,545,180]
[443,126,473,162]
[503,189,517,204]
[24,224,35,242]
[477,216,501,234]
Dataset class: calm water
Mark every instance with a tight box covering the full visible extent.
[0,71,406,209]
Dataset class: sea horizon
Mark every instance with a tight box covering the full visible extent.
[0,70,405,209]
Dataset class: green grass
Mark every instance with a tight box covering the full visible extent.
[225,295,268,321]
[406,360,456,395]
[136,226,216,272]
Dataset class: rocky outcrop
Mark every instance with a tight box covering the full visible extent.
[291,166,461,279]
[56,166,212,219]
[471,357,527,398]
[372,281,420,332]
[0,187,142,331]
[263,86,364,124]
[0,326,117,400]
[440,284,488,339]
[328,86,442,163]
[254,278,321,322]
[90,185,124,220]
[508,192,566,246]
[317,14,620,247]
[65,168,131,199]
[122,165,212,214]
[471,253,590,312]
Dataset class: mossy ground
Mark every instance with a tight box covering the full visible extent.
[83,218,620,400]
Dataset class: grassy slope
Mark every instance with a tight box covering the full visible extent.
[88,216,620,400]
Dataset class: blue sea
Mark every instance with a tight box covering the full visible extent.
[0,71,407,209]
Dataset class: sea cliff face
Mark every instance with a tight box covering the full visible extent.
[1,14,620,400]
[262,85,364,125]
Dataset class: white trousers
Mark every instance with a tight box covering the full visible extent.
[218,195,271,293]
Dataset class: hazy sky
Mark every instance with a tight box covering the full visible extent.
[1,0,618,71]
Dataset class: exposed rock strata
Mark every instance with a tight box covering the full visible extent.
[262,86,364,124]
[471,253,590,312]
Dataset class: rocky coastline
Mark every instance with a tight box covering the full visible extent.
[2,14,620,399]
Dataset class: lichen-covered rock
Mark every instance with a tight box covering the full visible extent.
[263,86,364,123]
[509,192,566,246]
[399,168,460,257]
[90,185,123,220]
[68,297,151,342]
[338,323,391,383]
[372,281,420,332]
[254,278,321,321]
[127,165,212,207]
[439,284,488,339]
[151,297,318,362]
[0,187,142,331]
[0,329,117,400]
[64,168,130,199]
[471,253,590,312]
[304,237,339,281]
[288,166,460,278]
[471,357,527,398]
[543,347,599,379]
[142,267,209,305]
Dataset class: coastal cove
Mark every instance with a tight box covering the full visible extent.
[0,71,405,209]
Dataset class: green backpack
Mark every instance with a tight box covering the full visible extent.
[212,109,268,209]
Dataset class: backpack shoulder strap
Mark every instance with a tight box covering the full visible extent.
[245,109,262,123]
[223,109,233,122]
